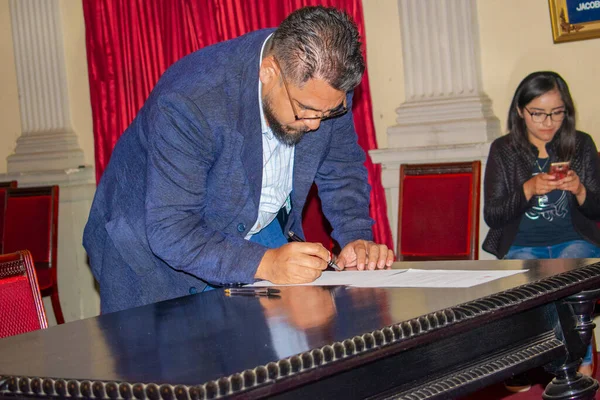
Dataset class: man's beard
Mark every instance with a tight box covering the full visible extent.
[263,97,308,147]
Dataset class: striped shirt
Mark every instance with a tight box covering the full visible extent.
[246,35,295,239]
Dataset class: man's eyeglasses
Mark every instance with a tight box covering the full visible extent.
[524,107,566,123]
[273,57,347,121]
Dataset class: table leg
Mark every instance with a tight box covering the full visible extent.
[543,289,600,400]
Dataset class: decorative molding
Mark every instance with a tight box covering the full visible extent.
[388,95,501,148]
[403,162,478,176]
[0,260,25,279]
[0,166,95,190]
[3,262,600,399]
[371,143,491,190]
[391,335,564,400]
[399,0,482,101]
[7,0,85,173]
[389,0,500,150]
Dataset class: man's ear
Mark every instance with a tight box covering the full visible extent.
[259,56,277,86]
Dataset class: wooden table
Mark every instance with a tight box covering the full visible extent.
[2,258,600,399]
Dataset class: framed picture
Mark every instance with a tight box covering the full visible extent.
[549,0,600,42]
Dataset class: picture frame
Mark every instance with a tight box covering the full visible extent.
[548,0,600,43]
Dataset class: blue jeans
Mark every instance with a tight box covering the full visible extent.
[506,240,600,260]
[506,239,600,365]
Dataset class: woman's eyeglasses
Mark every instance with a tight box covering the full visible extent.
[524,107,566,123]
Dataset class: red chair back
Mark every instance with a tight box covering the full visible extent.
[302,184,336,252]
[0,181,17,189]
[398,161,481,261]
[3,186,59,291]
[0,181,17,254]
[0,250,48,339]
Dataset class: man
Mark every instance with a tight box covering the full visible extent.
[83,6,394,314]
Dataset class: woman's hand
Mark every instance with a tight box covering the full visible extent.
[557,170,586,205]
[523,173,560,201]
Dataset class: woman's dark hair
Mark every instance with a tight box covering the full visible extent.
[271,6,365,92]
[507,71,576,161]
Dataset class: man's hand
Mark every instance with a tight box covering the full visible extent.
[259,286,335,330]
[336,240,395,271]
[254,242,329,284]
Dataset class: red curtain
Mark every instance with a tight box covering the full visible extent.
[82,0,393,249]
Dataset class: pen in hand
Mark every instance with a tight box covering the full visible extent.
[287,230,342,271]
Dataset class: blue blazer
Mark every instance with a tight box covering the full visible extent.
[83,29,373,313]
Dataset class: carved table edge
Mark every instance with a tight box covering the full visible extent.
[2,262,600,399]
[380,333,564,400]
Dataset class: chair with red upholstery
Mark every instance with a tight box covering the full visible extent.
[0,181,17,189]
[0,250,48,339]
[398,161,481,261]
[3,186,63,324]
[302,184,336,252]
[0,181,17,254]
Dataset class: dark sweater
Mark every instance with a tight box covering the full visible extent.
[483,130,600,258]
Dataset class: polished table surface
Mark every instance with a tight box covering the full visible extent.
[2,258,600,399]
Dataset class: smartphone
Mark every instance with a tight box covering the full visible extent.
[549,161,570,179]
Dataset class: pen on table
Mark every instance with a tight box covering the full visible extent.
[224,287,281,297]
[287,230,342,271]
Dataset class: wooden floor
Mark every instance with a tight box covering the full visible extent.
[462,354,600,399]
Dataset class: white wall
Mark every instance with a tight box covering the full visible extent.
[364,0,600,148]
[59,0,95,165]
[0,0,21,174]
[477,0,600,144]
[362,0,405,149]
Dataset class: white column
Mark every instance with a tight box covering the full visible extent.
[1,0,99,322]
[7,0,85,173]
[370,0,501,259]
[389,0,500,148]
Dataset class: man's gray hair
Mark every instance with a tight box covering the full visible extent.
[271,6,365,92]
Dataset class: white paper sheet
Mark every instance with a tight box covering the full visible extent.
[249,269,526,288]
[249,269,406,287]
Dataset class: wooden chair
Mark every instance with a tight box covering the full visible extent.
[0,181,17,188]
[3,186,63,324]
[398,161,481,261]
[0,250,48,339]
[0,181,17,253]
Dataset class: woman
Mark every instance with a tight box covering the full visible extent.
[484,71,600,260]
[483,71,600,389]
